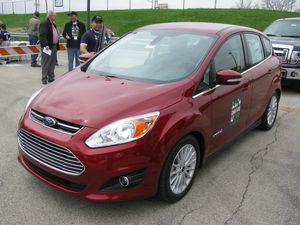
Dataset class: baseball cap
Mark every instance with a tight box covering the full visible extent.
[67,11,77,16]
[92,15,103,22]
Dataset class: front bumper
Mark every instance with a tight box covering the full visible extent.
[17,111,162,202]
[281,67,300,80]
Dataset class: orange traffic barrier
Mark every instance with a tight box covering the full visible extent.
[0,44,67,57]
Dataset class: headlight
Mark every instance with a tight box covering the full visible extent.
[290,51,300,64]
[25,88,43,111]
[85,111,160,148]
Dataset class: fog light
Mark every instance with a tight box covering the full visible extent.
[119,176,130,187]
[291,71,298,77]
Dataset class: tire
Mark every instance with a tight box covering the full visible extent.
[158,135,200,203]
[259,92,279,131]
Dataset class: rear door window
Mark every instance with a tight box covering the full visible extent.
[244,33,265,66]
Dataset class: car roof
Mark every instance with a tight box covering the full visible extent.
[138,22,257,35]
[276,17,300,21]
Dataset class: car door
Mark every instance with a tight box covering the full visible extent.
[209,34,252,153]
[243,33,279,124]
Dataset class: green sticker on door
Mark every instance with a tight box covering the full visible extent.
[230,96,242,127]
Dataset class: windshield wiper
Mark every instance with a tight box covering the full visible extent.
[266,34,277,37]
[103,74,132,81]
[281,35,300,38]
[104,74,120,79]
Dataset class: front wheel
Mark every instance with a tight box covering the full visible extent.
[158,136,200,202]
[259,92,279,130]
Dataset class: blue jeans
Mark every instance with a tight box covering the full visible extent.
[67,48,80,71]
[29,35,38,65]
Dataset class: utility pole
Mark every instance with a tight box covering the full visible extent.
[87,0,90,30]
[36,0,40,11]
[183,0,185,9]
[154,0,158,9]
[1,2,3,14]
[107,0,109,10]
[69,0,71,11]
[12,2,14,14]
[45,0,48,12]
[129,0,131,9]
[52,0,54,10]
[241,0,244,8]
[24,1,27,14]
[146,0,153,9]
[214,0,217,9]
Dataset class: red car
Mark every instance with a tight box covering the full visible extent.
[18,22,281,202]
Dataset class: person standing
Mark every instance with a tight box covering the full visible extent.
[63,11,86,71]
[39,10,60,85]
[0,24,11,64]
[27,11,41,67]
[0,24,10,47]
[80,15,109,54]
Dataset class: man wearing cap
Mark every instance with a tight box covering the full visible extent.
[80,15,109,54]
[63,11,86,71]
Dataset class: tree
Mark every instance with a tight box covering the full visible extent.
[262,0,297,11]
[236,0,253,8]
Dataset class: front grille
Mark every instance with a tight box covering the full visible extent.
[24,157,86,192]
[30,109,82,134]
[274,47,289,63]
[18,129,85,175]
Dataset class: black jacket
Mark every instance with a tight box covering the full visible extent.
[39,19,60,50]
[62,20,86,48]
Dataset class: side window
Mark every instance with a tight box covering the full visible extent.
[244,33,265,66]
[195,67,211,94]
[262,37,272,57]
[214,35,246,73]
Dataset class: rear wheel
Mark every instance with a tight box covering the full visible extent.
[259,92,279,130]
[158,136,200,202]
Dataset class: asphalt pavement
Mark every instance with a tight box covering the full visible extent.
[0,53,299,225]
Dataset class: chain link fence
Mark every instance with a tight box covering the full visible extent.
[0,0,299,14]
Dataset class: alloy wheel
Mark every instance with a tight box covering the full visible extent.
[267,95,278,126]
[169,144,197,195]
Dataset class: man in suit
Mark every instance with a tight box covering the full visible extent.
[39,10,60,85]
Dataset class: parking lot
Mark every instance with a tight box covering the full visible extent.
[0,52,299,225]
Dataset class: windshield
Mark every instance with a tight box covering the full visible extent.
[264,20,300,38]
[86,30,217,83]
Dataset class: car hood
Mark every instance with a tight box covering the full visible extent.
[269,37,300,47]
[31,70,185,128]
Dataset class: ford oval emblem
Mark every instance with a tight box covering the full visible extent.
[43,116,57,127]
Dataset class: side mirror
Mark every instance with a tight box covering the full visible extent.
[216,69,242,85]
[79,52,95,63]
